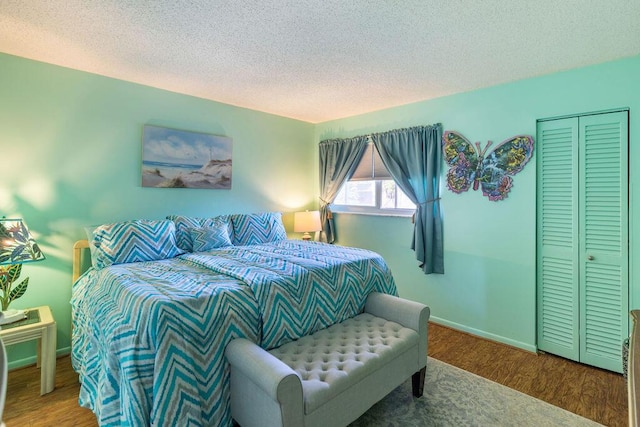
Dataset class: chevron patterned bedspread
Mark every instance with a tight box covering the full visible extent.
[71,240,397,426]
[185,240,398,350]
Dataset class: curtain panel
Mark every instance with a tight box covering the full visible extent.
[318,136,368,243]
[371,124,444,274]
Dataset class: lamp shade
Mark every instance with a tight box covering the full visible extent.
[294,211,322,233]
[0,218,45,265]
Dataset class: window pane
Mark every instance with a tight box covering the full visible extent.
[346,181,375,206]
[380,181,396,209]
[380,180,415,210]
[336,179,415,212]
[397,187,415,209]
[334,186,347,205]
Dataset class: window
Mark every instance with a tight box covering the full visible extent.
[332,142,415,216]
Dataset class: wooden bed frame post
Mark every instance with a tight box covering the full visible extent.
[72,240,90,283]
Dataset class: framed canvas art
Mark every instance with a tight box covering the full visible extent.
[142,125,233,189]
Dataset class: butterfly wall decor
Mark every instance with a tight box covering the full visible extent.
[442,131,534,201]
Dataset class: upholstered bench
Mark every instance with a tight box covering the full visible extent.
[225,292,429,427]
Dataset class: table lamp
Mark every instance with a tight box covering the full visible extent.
[294,210,322,241]
[0,218,45,324]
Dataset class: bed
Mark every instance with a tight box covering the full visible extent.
[71,212,397,426]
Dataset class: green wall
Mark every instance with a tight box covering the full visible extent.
[0,53,315,367]
[316,55,640,351]
[2,51,639,366]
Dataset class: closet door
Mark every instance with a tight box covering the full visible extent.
[537,111,628,373]
[579,112,628,372]
[537,118,580,362]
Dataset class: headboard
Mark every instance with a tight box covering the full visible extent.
[72,240,90,283]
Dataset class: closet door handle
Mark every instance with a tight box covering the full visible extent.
[587,255,594,261]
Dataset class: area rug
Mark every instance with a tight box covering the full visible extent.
[350,357,602,426]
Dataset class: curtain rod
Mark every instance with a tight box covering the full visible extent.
[319,123,442,145]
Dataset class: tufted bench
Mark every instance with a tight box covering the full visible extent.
[225,292,430,427]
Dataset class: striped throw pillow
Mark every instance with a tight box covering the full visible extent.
[190,223,232,252]
[167,215,232,252]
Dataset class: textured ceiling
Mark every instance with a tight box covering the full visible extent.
[1,1,639,123]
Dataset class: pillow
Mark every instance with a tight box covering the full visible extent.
[190,224,232,252]
[167,214,232,252]
[88,219,183,269]
[230,212,287,246]
[166,215,201,252]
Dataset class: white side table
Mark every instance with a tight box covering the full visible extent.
[0,305,57,395]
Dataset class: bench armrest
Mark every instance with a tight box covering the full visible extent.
[365,292,430,368]
[226,339,304,427]
[225,338,302,401]
[365,292,430,332]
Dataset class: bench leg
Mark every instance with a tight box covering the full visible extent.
[412,367,426,397]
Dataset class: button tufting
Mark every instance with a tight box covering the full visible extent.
[265,312,419,410]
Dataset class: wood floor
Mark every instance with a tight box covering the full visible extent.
[428,323,627,427]
[3,322,627,426]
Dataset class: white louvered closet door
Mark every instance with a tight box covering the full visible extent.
[537,111,628,373]
[537,118,580,362]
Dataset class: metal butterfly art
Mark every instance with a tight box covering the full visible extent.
[442,131,534,201]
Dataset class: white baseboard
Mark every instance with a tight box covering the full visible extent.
[7,346,71,371]
[430,316,538,353]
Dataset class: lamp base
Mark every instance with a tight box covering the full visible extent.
[301,232,312,241]
[0,308,27,325]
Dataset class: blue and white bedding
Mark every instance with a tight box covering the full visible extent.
[71,240,397,426]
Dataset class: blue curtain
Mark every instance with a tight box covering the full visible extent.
[371,124,444,274]
[318,136,368,243]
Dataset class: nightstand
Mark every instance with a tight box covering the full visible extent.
[0,305,56,395]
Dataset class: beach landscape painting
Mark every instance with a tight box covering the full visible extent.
[142,125,232,189]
